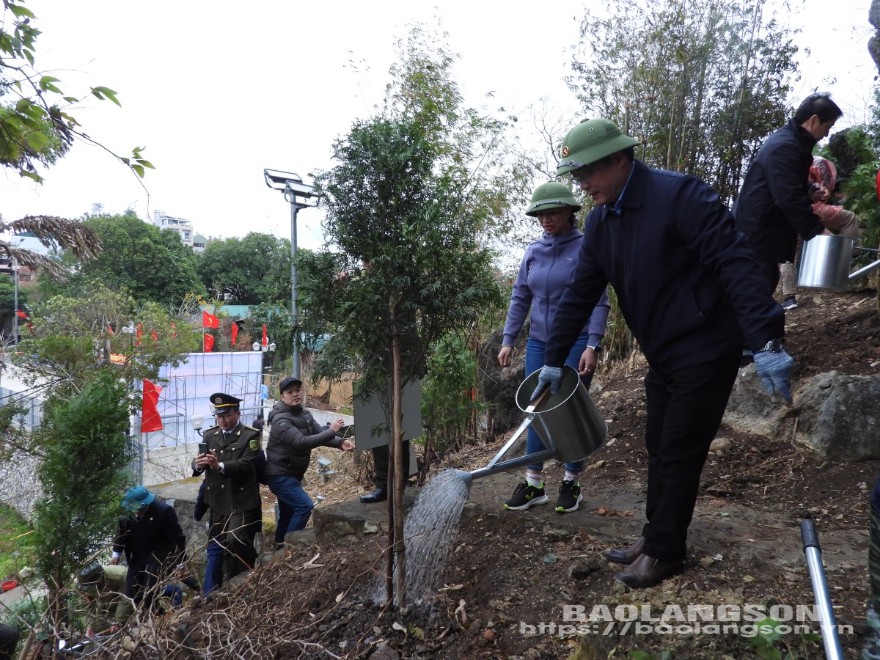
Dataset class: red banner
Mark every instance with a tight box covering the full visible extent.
[150,329,159,342]
[141,380,163,432]
[261,324,268,347]
[204,333,215,352]
[135,323,144,347]
[202,311,220,329]
[230,323,239,347]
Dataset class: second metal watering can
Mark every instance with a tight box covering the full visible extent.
[797,234,880,291]
[455,366,607,485]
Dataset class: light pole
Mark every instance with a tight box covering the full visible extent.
[264,169,317,380]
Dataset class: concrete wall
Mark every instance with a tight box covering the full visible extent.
[0,449,41,520]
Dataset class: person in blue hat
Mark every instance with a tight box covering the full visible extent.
[111,486,187,614]
[191,392,262,592]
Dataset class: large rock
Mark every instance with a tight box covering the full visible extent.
[725,367,880,459]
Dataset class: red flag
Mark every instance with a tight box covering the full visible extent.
[150,329,159,342]
[16,310,28,320]
[141,380,163,432]
[202,311,219,329]
[135,323,144,347]
[230,323,239,347]
[106,323,114,334]
[171,321,177,338]
[204,333,215,352]
[261,324,268,347]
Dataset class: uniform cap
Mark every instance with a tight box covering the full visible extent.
[210,392,242,411]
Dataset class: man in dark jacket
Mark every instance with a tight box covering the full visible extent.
[265,376,354,544]
[191,393,262,592]
[111,486,186,612]
[734,93,842,294]
[532,118,793,589]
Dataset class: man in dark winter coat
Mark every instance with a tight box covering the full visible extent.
[192,393,262,592]
[734,92,842,294]
[532,118,793,589]
[265,376,354,544]
[111,486,186,611]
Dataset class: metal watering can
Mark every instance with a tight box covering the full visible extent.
[797,235,880,291]
[454,366,607,486]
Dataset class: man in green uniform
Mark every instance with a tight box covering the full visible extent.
[192,393,262,591]
[76,561,132,638]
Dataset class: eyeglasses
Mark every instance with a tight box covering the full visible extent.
[571,158,611,183]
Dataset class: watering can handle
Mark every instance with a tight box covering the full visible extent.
[524,385,551,413]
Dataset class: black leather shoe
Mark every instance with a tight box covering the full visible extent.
[613,553,684,589]
[603,536,646,565]
[359,489,387,504]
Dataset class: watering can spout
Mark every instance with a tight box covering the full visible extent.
[451,469,473,487]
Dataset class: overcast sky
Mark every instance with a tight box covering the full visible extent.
[0,0,876,250]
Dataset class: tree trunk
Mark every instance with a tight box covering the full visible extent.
[390,317,407,609]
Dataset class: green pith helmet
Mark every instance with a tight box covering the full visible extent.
[525,182,582,217]
[557,118,640,175]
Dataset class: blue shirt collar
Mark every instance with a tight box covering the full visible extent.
[609,162,637,215]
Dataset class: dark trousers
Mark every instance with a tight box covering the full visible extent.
[211,508,261,582]
[642,351,741,561]
[758,260,781,297]
[372,441,411,491]
[0,624,18,660]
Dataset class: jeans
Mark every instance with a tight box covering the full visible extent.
[202,536,225,595]
[267,475,314,544]
[162,584,183,608]
[525,335,593,474]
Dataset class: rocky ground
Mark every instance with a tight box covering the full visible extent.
[96,288,880,659]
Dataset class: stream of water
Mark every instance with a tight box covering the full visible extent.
[372,468,471,605]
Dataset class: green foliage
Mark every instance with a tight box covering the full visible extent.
[0,504,36,581]
[568,0,799,204]
[0,275,27,309]
[197,233,292,305]
[0,0,151,181]
[421,333,481,454]
[14,280,199,387]
[32,370,131,595]
[46,213,207,308]
[824,121,880,255]
[248,301,293,362]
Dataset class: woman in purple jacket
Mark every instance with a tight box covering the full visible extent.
[497,181,611,514]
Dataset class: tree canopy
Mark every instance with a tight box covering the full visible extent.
[197,232,291,305]
[568,0,800,203]
[0,0,152,182]
[69,213,205,308]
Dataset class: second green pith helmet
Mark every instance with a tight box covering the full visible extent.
[525,182,582,217]
[557,118,640,175]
